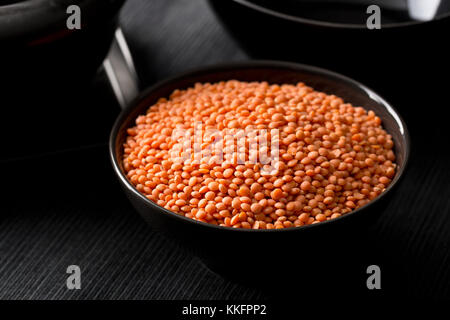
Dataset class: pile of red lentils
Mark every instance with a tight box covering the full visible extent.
[123,80,396,229]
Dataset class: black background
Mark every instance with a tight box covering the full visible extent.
[0,0,448,301]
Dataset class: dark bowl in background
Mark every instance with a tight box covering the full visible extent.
[0,0,125,98]
[110,61,410,286]
[0,0,126,160]
[208,0,450,123]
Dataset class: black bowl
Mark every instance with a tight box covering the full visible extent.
[109,61,410,284]
[0,0,125,97]
[208,0,450,118]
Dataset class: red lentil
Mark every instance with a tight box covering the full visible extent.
[123,80,396,229]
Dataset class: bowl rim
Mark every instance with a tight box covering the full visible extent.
[229,0,450,29]
[109,60,411,233]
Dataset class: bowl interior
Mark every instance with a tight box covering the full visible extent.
[111,61,409,230]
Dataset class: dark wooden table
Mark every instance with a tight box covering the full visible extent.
[0,0,448,300]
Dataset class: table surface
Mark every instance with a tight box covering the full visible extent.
[0,0,449,300]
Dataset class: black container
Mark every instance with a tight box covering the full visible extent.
[0,0,126,159]
[208,0,450,124]
[109,61,410,287]
[0,0,125,98]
